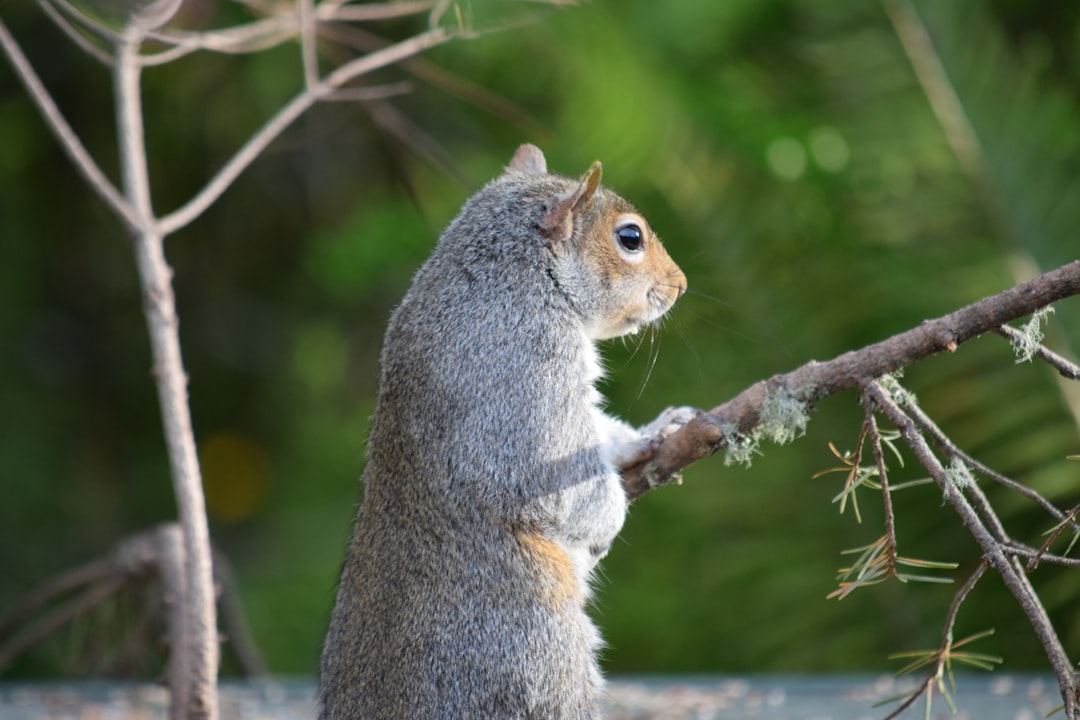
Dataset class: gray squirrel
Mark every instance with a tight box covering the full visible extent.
[319,144,692,719]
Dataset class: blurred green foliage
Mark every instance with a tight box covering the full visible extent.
[1,0,1078,679]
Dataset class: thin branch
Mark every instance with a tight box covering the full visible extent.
[38,0,113,65]
[299,0,319,89]
[622,260,1080,500]
[882,560,989,720]
[904,398,1075,529]
[41,0,123,44]
[212,549,267,678]
[157,25,452,235]
[0,16,140,231]
[140,0,435,62]
[324,81,413,101]
[320,1,437,22]
[142,16,295,64]
[862,394,898,576]
[1006,542,1080,569]
[0,558,116,641]
[0,525,176,675]
[1024,504,1080,572]
[115,36,153,220]
[366,99,468,184]
[317,22,546,136]
[0,576,128,674]
[996,324,1080,379]
[941,561,989,652]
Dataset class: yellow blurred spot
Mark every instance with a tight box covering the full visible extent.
[200,432,268,524]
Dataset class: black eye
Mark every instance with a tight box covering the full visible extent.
[616,224,644,252]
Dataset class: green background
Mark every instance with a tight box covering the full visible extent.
[1,0,1078,679]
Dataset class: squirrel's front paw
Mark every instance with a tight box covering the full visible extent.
[608,406,700,469]
[640,406,699,443]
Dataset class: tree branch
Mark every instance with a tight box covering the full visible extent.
[38,0,114,66]
[157,25,451,235]
[882,560,989,720]
[904,396,1076,530]
[114,26,219,719]
[0,15,140,231]
[623,259,1080,500]
[996,323,1080,379]
[865,382,1078,719]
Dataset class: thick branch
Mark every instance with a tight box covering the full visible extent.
[623,259,1080,500]
[115,31,218,720]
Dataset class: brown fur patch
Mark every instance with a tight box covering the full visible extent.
[515,530,581,607]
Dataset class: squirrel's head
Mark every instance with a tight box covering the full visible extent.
[506,144,687,341]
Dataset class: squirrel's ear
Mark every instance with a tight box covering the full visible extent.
[539,161,602,241]
[507,144,547,175]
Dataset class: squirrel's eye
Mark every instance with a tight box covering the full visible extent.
[615,224,644,253]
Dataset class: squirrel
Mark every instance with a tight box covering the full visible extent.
[319,144,692,719]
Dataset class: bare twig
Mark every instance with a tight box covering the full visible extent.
[622,260,1080,500]
[142,16,295,64]
[38,0,113,65]
[299,0,319,89]
[862,396,898,576]
[996,324,1080,379]
[41,0,123,44]
[0,576,128,674]
[1024,504,1080,572]
[0,525,186,677]
[0,525,266,696]
[1005,542,1080,569]
[0,558,115,641]
[882,560,989,720]
[212,550,267,678]
[324,81,413,101]
[318,22,545,135]
[904,398,1075,529]
[157,25,452,235]
[0,17,139,230]
[365,100,468,183]
[139,1,436,65]
[323,1,436,22]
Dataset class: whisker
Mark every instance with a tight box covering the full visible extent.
[681,289,793,358]
[683,287,741,311]
[671,318,706,389]
[636,325,661,400]
[614,323,650,373]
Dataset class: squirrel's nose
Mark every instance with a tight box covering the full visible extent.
[671,269,687,298]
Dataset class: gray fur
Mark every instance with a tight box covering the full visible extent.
[319,150,685,719]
